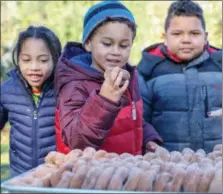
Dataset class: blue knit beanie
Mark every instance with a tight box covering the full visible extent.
[82,0,136,45]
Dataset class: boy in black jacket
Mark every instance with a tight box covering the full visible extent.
[137,0,222,153]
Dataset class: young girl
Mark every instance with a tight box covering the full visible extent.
[137,0,222,153]
[0,26,61,177]
[55,1,163,155]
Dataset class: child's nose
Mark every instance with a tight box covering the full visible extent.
[30,61,40,70]
[111,45,120,55]
[182,34,191,43]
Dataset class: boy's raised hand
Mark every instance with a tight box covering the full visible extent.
[100,67,130,103]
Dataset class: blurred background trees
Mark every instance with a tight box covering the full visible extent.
[0,0,222,182]
[1,1,222,81]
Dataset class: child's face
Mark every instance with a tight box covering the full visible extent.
[164,16,208,61]
[85,22,133,72]
[19,38,53,90]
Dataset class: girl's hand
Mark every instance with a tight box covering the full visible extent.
[208,109,222,117]
[100,67,130,103]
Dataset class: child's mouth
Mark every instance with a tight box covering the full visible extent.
[28,74,42,82]
[180,48,193,53]
[107,59,121,63]
[106,59,122,67]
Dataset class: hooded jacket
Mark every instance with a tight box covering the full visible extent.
[54,42,162,155]
[137,43,222,153]
[0,68,56,177]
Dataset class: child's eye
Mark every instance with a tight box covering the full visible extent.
[172,33,180,36]
[192,32,200,35]
[41,59,48,63]
[22,59,30,63]
[120,45,129,49]
[103,42,111,47]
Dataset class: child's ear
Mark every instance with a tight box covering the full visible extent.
[85,40,92,52]
[204,32,208,44]
[163,32,167,46]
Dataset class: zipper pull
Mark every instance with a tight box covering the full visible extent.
[202,86,207,100]
[202,86,208,117]
[36,92,43,108]
[33,110,38,120]
[132,101,137,121]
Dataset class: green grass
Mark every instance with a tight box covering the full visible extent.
[1,126,10,183]
[1,144,9,154]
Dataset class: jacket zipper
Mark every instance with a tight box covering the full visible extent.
[15,75,39,167]
[18,78,41,167]
[126,69,137,121]
[32,92,44,167]
[32,82,52,166]
[29,88,39,168]
[126,68,138,154]
[202,86,208,118]
[13,70,51,167]
[132,101,137,120]
[33,105,38,167]
[131,69,137,121]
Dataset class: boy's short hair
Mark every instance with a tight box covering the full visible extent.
[82,1,136,45]
[164,0,206,31]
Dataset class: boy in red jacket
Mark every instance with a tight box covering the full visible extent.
[55,1,162,155]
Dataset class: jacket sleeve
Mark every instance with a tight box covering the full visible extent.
[0,101,8,130]
[58,81,122,150]
[142,120,163,147]
[137,71,154,123]
[210,50,222,71]
[137,71,163,151]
